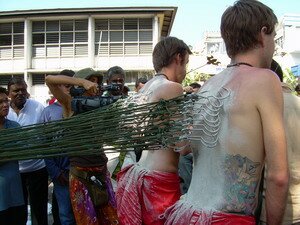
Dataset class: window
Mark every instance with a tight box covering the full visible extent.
[0,74,23,86]
[32,74,45,85]
[32,19,88,58]
[95,18,153,56]
[0,22,24,59]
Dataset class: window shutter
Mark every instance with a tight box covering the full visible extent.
[46,45,59,57]
[32,74,46,85]
[13,22,24,33]
[75,44,88,55]
[0,47,12,58]
[32,21,45,32]
[61,20,73,31]
[61,33,73,43]
[125,43,138,55]
[139,18,152,29]
[95,43,108,55]
[110,31,123,42]
[61,45,74,56]
[13,47,24,57]
[110,43,123,55]
[75,20,88,31]
[110,19,123,30]
[139,31,152,42]
[124,31,137,42]
[75,32,88,42]
[13,34,24,45]
[95,19,108,30]
[95,31,108,43]
[33,46,45,57]
[0,23,12,34]
[46,21,59,31]
[139,43,152,54]
[46,33,59,44]
[124,18,138,30]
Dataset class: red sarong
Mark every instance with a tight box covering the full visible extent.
[116,164,181,225]
[163,200,256,225]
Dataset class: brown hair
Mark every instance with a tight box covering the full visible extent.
[0,87,8,95]
[152,36,192,73]
[221,0,277,58]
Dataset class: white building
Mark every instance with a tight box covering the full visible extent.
[274,14,300,78]
[188,31,229,76]
[0,7,176,103]
[189,14,300,79]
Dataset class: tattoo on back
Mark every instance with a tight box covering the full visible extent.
[221,154,261,215]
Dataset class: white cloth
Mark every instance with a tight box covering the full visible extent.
[121,149,136,169]
[7,99,46,173]
[260,85,300,224]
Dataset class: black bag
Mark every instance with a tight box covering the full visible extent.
[70,168,109,208]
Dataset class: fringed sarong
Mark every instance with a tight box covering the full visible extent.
[163,200,256,225]
[116,164,181,225]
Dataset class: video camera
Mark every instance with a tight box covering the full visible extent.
[70,84,121,97]
[70,84,122,114]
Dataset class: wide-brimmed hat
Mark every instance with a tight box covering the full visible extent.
[74,68,103,83]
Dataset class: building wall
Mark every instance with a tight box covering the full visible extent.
[275,14,300,72]
[0,13,161,104]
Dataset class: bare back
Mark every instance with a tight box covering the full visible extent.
[137,75,183,173]
[186,66,279,215]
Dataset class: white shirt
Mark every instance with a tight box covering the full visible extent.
[7,99,46,173]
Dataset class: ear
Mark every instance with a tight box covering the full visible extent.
[259,26,268,47]
[174,53,182,65]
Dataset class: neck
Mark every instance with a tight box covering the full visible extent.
[158,68,179,82]
[231,50,265,68]
[155,73,169,80]
[10,102,24,115]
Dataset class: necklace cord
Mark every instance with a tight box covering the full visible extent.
[155,73,169,80]
[227,62,253,68]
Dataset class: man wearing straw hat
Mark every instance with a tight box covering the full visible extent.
[45,67,118,225]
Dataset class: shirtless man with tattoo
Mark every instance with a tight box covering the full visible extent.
[116,36,192,225]
[163,1,289,225]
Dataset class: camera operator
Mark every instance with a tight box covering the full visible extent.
[105,66,125,97]
[45,67,119,225]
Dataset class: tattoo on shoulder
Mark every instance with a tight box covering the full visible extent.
[221,154,261,215]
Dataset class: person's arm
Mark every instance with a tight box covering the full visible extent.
[256,70,289,225]
[45,75,98,117]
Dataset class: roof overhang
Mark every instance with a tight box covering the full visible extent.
[0,7,177,37]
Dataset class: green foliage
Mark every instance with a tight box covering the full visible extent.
[183,71,211,86]
[283,68,298,90]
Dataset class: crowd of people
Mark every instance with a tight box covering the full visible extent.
[0,0,300,225]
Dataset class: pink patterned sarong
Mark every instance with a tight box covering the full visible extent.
[163,200,256,225]
[116,164,181,225]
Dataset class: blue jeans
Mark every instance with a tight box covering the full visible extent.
[178,153,193,194]
[53,181,75,225]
